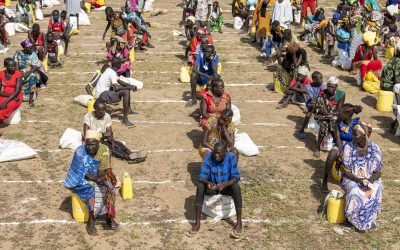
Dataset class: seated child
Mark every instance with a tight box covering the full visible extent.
[46,32,62,68]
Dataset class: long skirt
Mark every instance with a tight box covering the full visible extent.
[273,65,293,94]
[257,11,272,39]
[342,177,382,231]
[210,16,224,32]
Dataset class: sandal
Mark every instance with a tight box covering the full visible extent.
[230,230,241,239]
[127,151,148,164]
[185,230,198,237]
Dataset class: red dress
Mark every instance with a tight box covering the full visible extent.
[0,70,23,122]
[201,90,230,128]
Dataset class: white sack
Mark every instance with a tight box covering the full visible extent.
[79,9,91,26]
[59,128,82,150]
[233,16,243,30]
[231,104,241,126]
[202,194,236,220]
[234,132,259,156]
[0,139,37,163]
[74,95,94,107]
[3,107,22,125]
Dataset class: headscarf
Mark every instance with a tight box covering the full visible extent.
[85,130,102,141]
[110,36,126,54]
[297,65,310,77]
[326,76,339,86]
[353,122,372,137]
[20,39,33,49]
[333,12,340,20]
[362,31,379,47]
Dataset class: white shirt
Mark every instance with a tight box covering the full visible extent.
[83,112,112,134]
[95,67,118,98]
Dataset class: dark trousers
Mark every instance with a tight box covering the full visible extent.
[194,182,242,210]
[102,140,129,159]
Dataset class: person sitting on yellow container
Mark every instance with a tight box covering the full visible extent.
[83,99,147,163]
[321,103,364,193]
[64,130,119,236]
[341,123,383,232]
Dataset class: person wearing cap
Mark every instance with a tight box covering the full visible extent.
[276,65,312,109]
[64,130,119,235]
[312,76,345,158]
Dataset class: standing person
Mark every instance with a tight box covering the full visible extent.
[94,58,137,127]
[64,130,119,236]
[0,58,23,123]
[300,0,317,27]
[342,124,383,232]
[16,0,34,27]
[66,0,80,29]
[323,12,340,59]
[252,0,275,44]
[271,0,293,29]
[195,0,212,32]
[210,1,223,33]
[189,141,242,238]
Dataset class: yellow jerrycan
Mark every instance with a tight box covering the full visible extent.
[71,193,89,222]
[385,45,395,59]
[87,98,95,113]
[331,161,342,182]
[377,90,394,112]
[84,2,92,13]
[5,0,11,7]
[326,190,346,224]
[129,48,135,64]
[121,172,134,200]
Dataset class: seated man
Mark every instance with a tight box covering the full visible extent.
[184,15,197,61]
[83,100,147,163]
[187,44,219,106]
[28,23,47,61]
[298,71,325,139]
[46,32,62,68]
[190,141,242,238]
[189,27,214,65]
[95,58,137,127]
[16,0,33,27]
[199,108,238,159]
[64,130,119,235]
[276,65,311,109]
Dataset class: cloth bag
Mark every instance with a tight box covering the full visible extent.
[233,16,243,30]
[59,128,83,150]
[0,139,37,162]
[231,104,241,126]
[79,9,91,26]
[74,95,94,107]
[5,23,15,36]
[202,194,236,220]
[3,107,22,125]
[234,132,259,156]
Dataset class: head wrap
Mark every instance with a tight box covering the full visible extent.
[110,36,126,54]
[20,39,33,49]
[85,130,102,141]
[333,12,340,19]
[362,31,379,47]
[197,27,206,35]
[353,122,372,137]
[326,76,339,86]
[187,15,196,24]
[297,65,310,77]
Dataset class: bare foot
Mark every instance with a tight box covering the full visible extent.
[122,120,134,127]
[107,218,120,231]
[313,150,320,158]
[191,223,200,232]
[86,222,97,236]
[128,110,139,115]
[185,99,197,107]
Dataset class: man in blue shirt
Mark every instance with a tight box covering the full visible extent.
[187,44,220,106]
[190,141,242,238]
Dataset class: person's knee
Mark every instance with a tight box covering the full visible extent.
[231,183,241,193]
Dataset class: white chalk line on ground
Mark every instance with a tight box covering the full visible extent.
[53,82,266,87]
[51,70,266,75]
[44,98,278,104]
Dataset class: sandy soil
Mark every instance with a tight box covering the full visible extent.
[0,0,399,249]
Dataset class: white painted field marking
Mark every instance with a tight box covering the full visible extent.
[44,99,278,104]
[0,180,186,184]
[53,82,266,87]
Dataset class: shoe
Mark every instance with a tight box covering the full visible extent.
[39,84,46,89]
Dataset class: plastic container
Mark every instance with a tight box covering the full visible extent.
[121,172,133,200]
[385,45,395,59]
[217,63,222,74]
[84,2,92,13]
[180,66,190,83]
[87,98,95,113]
[129,48,135,64]
[327,192,346,224]
[377,90,394,112]
[71,192,89,222]
[331,161,342,182]
[5,0,11,7]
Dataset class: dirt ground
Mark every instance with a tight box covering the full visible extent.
[0,0,399,249]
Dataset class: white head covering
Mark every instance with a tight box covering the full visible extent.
[326,76,339,86]
[297,66,310,77]
[85,130,102,141]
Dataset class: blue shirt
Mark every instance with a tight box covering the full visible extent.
[195,53,219,76]
[199,152,240,184]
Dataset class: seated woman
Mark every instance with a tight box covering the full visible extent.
[321,103,363,193]
[201,78,231,128]
[299,8,325,44]
[103,8,132,45]
[322,12,340,58]
[380,45,400,91]
[352,31,382,88]
[210,1,223,33]
[362,60,382,94]
[13,39,48,107]
[313,76,345,158]
[273,42,308,93]
[199,108,238,159]
[342,123,382,232]
[28,23,47,61]
[262,21,284,62]
[0,58,23,124]
[276,65,311,109]
[83,100,147,163]
[124,10,154,50]
[107,36,131,77]
[64,130,119,235]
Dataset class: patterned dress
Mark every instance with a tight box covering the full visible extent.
[380,57,400,91]
[342,142,383,231]
[201,90,230,128]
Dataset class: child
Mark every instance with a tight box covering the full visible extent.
[210,1,223,33]
[276,66,312,109]
[46,32,62,68]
